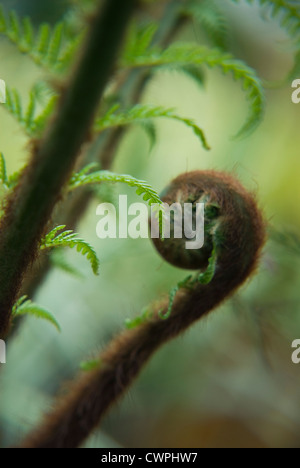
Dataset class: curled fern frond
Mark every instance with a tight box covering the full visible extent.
[12,296,60,332]
[95,104,210,150]
[0,6,79,72]
[4,85,57,136]
[182,0,230,50]
[69,168,163,207]
[122,43,265,138]
[40,226,100,275]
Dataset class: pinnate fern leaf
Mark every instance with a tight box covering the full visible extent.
[95,104,210,150]
[122,43,265,138]
[41,226,100,275]
[69,168,163,208]
[12,296,60,332]
[4,85,57,136]
[0,6,79,71]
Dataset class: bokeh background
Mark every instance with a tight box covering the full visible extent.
[1,0,300,448]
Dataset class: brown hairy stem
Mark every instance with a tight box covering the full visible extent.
[21,171,266,448]
[0,0,137,338]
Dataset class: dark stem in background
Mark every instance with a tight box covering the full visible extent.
[21,171,266,448]
[0,0,137,338]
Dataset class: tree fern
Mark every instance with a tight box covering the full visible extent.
[40,226,100,275]
[0,6,79,72]
[122,43,265,138]
[95,104,210,150]
[12,295,60,331]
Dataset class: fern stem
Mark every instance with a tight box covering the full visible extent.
[0,0,137,338]
[21,171,266,448]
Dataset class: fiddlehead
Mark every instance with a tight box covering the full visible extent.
[21,170,266,448]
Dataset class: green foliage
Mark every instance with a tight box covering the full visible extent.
[124,21,158,60]
[182,0,230,50]
[40,225,100,275]
[0,153,25,192]
[232,0,300,38]
[159,243,218,320]
[4,85,57,136]
[12,295,60,331]
[69,166,163,207]
[80,358,102,371]
[0,6,78,72]
[122,42,265,138]
[95,104,210,150]
[232,0,300,80]
[125,308,152,329]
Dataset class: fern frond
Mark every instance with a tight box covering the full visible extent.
[231,1,300,82]
[12,296,60,331]
[183,0,230,50]
[40,226,100,275]
[0,6,79,72]
[122,43,265,138]
[95,104,210,150]
[69,168,163,207]
[123,21,158,62]
[232,0,300,38]
[6,167,24,189]
[4,85,57,136]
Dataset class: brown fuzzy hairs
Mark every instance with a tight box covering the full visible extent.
[21,170,266,448]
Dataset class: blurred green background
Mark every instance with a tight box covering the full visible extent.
[1,0,300,448]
